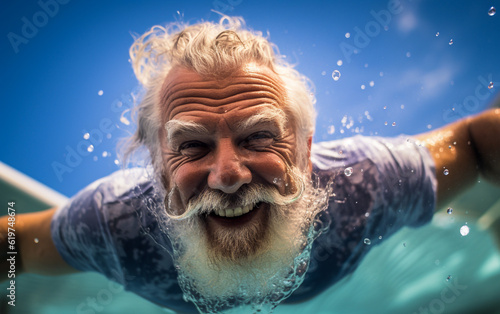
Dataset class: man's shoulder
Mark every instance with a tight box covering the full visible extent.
[82,167,157,205]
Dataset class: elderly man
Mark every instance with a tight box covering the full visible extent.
[1,17,500,313]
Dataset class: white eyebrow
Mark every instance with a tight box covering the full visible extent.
[164,107,288,148]
[236,107,288,135]
[164,120,209,148]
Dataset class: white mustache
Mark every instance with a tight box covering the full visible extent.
[166,179,305,221]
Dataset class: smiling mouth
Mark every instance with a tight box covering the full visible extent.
[206,202,266,227]
[213,203,256,217]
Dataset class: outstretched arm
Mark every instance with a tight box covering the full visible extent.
[0,208,78,281]
[416,108,500,209]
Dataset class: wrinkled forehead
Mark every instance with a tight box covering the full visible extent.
[158,63,288,122]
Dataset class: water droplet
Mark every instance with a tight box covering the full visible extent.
[383,106,387,109]
[460,225,470,236]
[488,6,496,16]
[34,238,39,243]
[327,125,335,134]
[98,90,104,96]
[337,60,343,66]
[443,169,449,175]
[427,124,432,129]
[332,70,341,81]
[488,82,494,89]
[102,151,108,157]
[449,39,453,45]
[364,238,371,245]
[392,122,396,126]
[87,145,94,153]
[344,167,353,176]
[448,145,452,149]
[369,81,375,87]
[446,275,452,281]
[120,115,130,125]
[378,235,383,240]
[447,207,453,214]
[114,159,120,165]
[83,132,90,140]
[345,32,351,38]
[384,121,388,126]
[436,32,440,37]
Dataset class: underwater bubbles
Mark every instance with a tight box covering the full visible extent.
[363,238,371,245]
[332,70,341,81]
[443,169,449,176]
[83,132,90,140]
[344,167,353,176]
[447,207,453,214]
[449,39,454,45]
[488,82,494,89]
[34,238,39,243]
[98,90,104,96]
[488,6,496,16]
[460,225,470,236]
[87,145,94,153]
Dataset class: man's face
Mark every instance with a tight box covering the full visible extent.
[159,63,303,260]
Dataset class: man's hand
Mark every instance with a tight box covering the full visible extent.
[417,108,500,209]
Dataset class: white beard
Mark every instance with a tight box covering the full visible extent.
[164,176,329,313]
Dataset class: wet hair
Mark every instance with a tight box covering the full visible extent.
[123,16,316,172]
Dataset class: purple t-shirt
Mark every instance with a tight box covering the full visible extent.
[51,135,436,312]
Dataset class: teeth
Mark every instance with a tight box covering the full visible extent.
[214,204,255,218]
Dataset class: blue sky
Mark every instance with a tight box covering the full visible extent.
[1,0,499,197]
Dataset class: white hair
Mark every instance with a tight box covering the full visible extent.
[122,16,316,172]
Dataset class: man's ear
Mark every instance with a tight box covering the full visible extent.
[307,135,313,173]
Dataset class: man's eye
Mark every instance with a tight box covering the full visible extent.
[178,141,208,157]
[243,132,275,149]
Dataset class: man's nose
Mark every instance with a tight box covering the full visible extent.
[207,139,252,194]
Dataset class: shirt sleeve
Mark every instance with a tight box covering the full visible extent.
[51,174,124,282]
[292,135,437,299]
